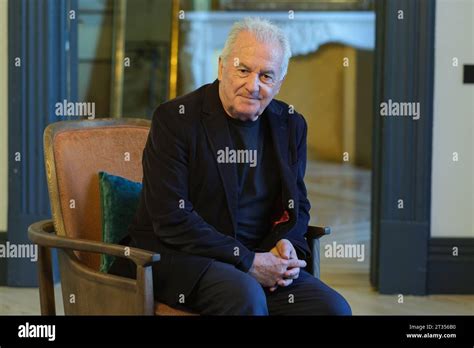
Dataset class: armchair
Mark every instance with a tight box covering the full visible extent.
[28,118,330,315]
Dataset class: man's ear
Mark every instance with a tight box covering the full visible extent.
[218,56,223,81]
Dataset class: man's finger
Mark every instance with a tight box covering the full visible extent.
[270,246,280,258]
[287,258,306,269]
[277,278,293,287]
[289,247,297,259]
[284,267,300,279]
[278,244,291,259]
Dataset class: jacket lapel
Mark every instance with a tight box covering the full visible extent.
[266,101,298,226]
[201,81,239,236]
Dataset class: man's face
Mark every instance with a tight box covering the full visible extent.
[218,31,285,121]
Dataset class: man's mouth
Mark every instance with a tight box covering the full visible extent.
[240,96,261,101]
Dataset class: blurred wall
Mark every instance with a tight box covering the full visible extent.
[126,0,171,42]
[0,0,8,232]
[122,0,172,116]
[431,0,474,237]
[278,43,373,164]
[279,44,345,162]
[354,49,373,168]
[78,0,114,116]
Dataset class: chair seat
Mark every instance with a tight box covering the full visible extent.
[154,301,198,316]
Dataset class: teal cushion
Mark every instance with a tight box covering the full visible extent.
[98,171,142,273]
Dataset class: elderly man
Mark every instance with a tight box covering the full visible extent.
[111,17,351,315]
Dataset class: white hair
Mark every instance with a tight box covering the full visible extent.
[220,17,292,80]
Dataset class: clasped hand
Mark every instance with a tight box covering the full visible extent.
[249,239,306,291]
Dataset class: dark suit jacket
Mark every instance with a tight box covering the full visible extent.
[110,79,312,306]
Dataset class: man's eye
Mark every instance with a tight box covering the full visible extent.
[238,68,248,73]
[262,74,273,82]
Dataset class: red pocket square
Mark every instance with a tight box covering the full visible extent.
[272,210,290,228]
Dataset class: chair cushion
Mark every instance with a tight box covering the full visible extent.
[98,171,142,273]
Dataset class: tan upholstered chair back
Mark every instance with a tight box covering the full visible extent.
[43,119,150,270]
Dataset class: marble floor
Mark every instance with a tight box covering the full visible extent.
[1,160,473,315]
[306,160,474,315]
[306,160,371,275]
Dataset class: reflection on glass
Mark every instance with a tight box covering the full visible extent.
[78,0,173,118]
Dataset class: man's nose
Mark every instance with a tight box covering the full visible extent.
[244,73,260,96]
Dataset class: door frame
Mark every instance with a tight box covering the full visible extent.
[371,0,435,295]
[6,0,77,286]
[371,0,474,295]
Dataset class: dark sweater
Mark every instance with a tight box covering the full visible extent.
[225,111,281,250]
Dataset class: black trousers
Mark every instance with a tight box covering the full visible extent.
[174,260,352,315]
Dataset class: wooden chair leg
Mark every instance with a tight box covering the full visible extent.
[38,246,56,315]
[136,265,155,315]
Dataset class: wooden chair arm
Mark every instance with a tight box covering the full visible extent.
[305,225,331,240]
[28,219,160,267]
[28,219,159,315]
